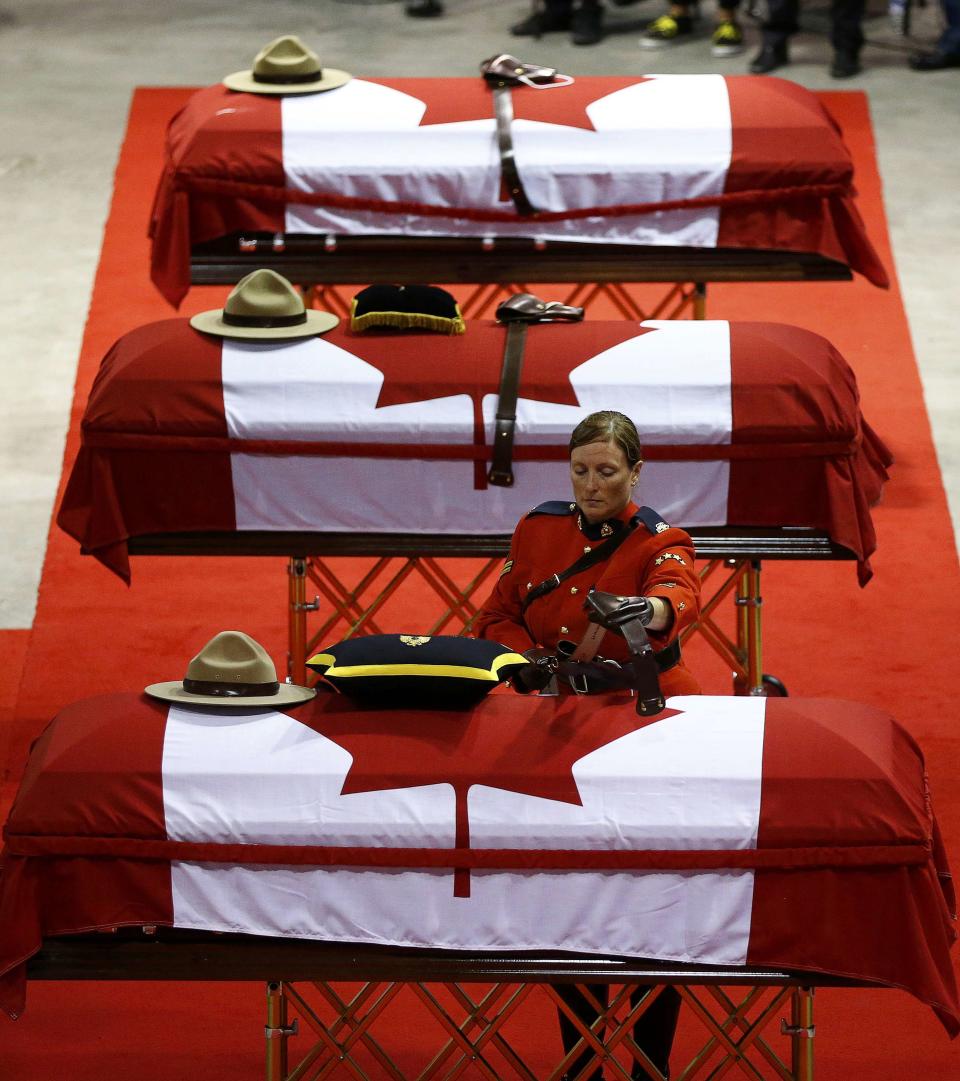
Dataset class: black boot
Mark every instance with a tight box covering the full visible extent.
[829,49,861,77]
[749,41,789,73]
[511,3,572,36]
[571,1,604,44]
[405,0,445,15]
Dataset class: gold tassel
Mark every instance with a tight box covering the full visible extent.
[350,301,466,335]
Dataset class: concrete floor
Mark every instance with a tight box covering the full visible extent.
[1,0,957,628]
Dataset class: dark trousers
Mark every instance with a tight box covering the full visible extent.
[557,983,681,1080]
[939,0,960,54]
[542,0,602,10]
[542,0,742,9]
[761,0,866,54]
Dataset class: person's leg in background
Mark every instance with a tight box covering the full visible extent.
[638,3,699,48]
[556,983,682,1080]
[571,0,606,44]
[711,0,746,56]
[405,0,445,16]
[511,0,573,36]
[557,983,605,1081]
[749,0,797,71]
[628,985,682,1079]
[909,0,960,67]
[511,0,607,44]
[639,2,746,55]
[830,0,866,76]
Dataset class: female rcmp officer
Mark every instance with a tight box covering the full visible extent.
[473,408,701,1081]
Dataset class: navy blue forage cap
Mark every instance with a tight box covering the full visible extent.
[351,285,466,335]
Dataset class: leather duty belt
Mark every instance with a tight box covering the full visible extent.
[488,320,527,487]
[560,637,682,680]
[492,85,538,218]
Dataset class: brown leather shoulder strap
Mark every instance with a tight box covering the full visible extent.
[492,86,538,218]
[487,321,527,488]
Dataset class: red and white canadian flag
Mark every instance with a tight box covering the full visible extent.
[1,693,956,1030]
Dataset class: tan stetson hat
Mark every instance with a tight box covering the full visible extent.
[190,269,339,340]
[145,631,316,708]
[223,35,351,95]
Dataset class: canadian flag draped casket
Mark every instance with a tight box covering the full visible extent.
[57,318,891,583]
[0,693,956,1030]
[149,74,889,306]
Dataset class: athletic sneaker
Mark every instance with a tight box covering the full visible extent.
[639,14,695,48]
[710,18,745,56]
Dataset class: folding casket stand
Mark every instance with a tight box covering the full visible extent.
[129,526,852,696]
[30,929,851,1081]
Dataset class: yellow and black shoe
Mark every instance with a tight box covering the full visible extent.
[711,18,745,56]
[639,13,695,48]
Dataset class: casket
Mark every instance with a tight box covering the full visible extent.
[1,692,955,1033]
[149,75,889,305]
[58,318,891,584]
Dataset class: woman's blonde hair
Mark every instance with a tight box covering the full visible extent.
[569,411,643,468]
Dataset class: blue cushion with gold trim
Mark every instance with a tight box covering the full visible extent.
[306,634,526,708]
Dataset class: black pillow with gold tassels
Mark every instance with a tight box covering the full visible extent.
[350,285,466,335]
[306,634,526,708]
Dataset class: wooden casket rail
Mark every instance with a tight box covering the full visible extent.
[190,235,855,288]
[27,928,867,987]
[125,526,857,562]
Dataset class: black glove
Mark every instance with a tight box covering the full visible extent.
[512,647,557,694]
[582,592,665,717]
[584,592,654,629]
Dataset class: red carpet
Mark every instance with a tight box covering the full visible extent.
[0,88,957,1078]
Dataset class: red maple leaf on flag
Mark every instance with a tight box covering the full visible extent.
[308,692,681,897]
[371,76,652,132]
[336,321,655,488]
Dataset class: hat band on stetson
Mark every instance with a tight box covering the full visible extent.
[182,677,281,698]
[222,311,308,328]
[252,69,324,85]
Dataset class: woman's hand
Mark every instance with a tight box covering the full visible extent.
[584,592,674,634]
[512,647,556,693]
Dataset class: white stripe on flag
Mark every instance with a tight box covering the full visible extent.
[221,337,473,443]
[162,704,456,846]
[163,697,766,966]
[282,76,731,247]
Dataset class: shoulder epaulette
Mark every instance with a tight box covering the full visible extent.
[526,500,577,518]
[635,505,671,535]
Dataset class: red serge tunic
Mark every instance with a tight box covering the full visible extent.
[474,501,701,697]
